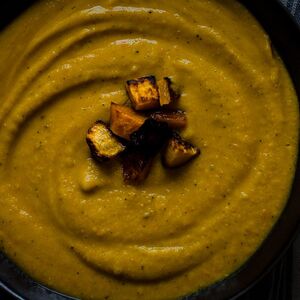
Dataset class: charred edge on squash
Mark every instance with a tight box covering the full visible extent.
[164,77,181,104]
[123,119,172,184]
[130,119,172,156]
[122,149,153,184]
[150,110,187,129]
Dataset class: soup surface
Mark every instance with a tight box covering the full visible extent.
[0,0,298,299]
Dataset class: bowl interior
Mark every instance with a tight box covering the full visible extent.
[0,1,299,299]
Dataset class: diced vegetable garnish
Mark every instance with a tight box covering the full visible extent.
[86,74,200,184]
[130,119,171,156]
[110,102,146,140]
[162,133,200,168]
[86,121,125,161]
[122,149,153,184]
[150,110,187,129]
[157,77,172,106]
[126,76,160,110]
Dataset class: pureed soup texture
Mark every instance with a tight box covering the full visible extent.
[0,0,298,299]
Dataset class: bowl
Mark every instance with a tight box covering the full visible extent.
[0,0,299,299]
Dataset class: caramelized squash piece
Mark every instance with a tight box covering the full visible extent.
[126,76,160,110]
[110,103,146,140]
[130,119,171,156]
[151,110,187,129]
[122,149,153,184]
[122,119,171,184]
[158,77,172,106]
[162,133,200,168]
[86,121,125,161]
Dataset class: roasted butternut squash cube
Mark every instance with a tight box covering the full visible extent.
[158,77,172,106]
[122,149,153,184]
[162,133,200,168]
[110,102,146,140]
[126,76,160,110]
[130,119,171,156]
[86,121,125,161]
